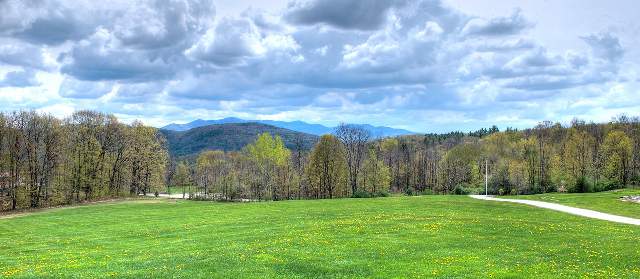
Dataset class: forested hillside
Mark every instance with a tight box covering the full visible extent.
[160,123,319,159]
[0,111,167,211]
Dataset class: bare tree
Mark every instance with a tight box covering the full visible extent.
[6,112,26,210]
[534,121,553,192]
[335,124,370,195]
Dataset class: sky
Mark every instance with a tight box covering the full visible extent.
[0,0,638,133]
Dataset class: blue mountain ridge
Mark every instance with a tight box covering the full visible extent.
[161,118,416,138]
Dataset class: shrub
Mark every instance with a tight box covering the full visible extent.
[571,176,592,193]
[373,191,390,197]
[465,187,484,195]
[453,184,469,195]
[403,187,414,196]
[351,190,389,198]
[351,190,371,198]
[593,179,622,192]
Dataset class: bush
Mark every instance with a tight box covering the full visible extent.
[465,187,484,195]
[530,184,544,194]
[351,190,389,198]
[403,187,414,196]
[453,184,469,195]
[351,190,370,198]
[374,191,390,197]
[593,179,622,192]
[571,176,592,193]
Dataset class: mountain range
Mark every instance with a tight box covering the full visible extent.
[162,117,416,137]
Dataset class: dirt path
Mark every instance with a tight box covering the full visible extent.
[469,195,640,226]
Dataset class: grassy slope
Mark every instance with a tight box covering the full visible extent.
[506,189,640,219]
[0,196,639,278]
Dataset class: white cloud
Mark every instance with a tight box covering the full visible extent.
[0,0,636,132]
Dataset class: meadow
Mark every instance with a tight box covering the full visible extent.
[1,195,639,278]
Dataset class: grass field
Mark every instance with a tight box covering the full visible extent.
[165,186,189,195]
[506,189,640,219]
[1,196,639,278]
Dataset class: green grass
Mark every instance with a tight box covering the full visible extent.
[1,196,639,278]
[506,189,640,219]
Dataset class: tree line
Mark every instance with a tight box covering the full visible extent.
[3,109,637,209]
[178,117,639,201]
[0,111,167,211]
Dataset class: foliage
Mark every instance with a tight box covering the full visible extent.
[453,184,469,195]
[351,189,389,198]
[0,111,167,211]
[358,148,391,194]
[243,133,292,200]
[306,135,348,199]
[601,130,633,186]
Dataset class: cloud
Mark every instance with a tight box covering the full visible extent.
[473,38,535,52]
[186,17,300,67]
[0,0,635,132]
[167,72,256,101]
[0,0,100,45]
[0,69,39,87]
[115,82,167,102]
[58,78,114,99]
[60,29,177,82]
[0,40,48,69]
[186,18,268,66]
[462,9,531,37]
[112,0,215,50]
[581,32,624,62]
[285,0,406,31]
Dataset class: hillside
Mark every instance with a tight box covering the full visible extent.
[160,122,319,159]
[161,117,415,137]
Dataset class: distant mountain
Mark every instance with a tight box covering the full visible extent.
[162,117,415,137]
[160,123,319,160]
[161,117,248,131]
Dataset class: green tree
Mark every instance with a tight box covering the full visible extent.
[438,143,481,194]
[243,133,291,200]
[174,161,193,199]
[359,148,390,194]
[601,130,633,186]
[196,150,226,198]
[563,129,595,191]
[306,135,348,199]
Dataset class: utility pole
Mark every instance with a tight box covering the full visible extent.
[485,159,488,196]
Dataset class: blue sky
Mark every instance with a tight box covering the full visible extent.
[0,0,638,133]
